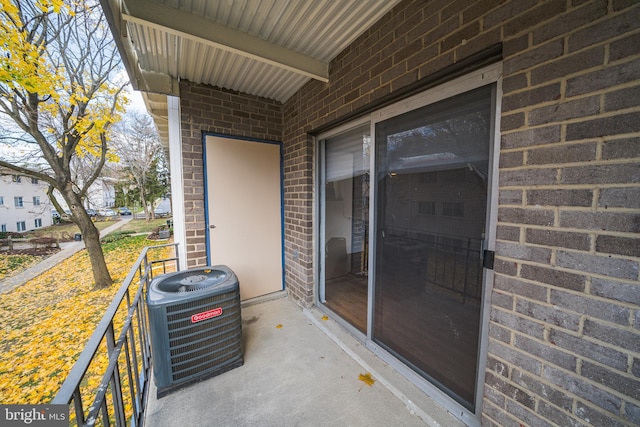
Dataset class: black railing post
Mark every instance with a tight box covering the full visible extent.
[72,387,85,426]
[106,322,126,426]
[100,398,110,427]
[127,323,142,423]
[53,243,180,427]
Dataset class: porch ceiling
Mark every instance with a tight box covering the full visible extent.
[100,0,403,146]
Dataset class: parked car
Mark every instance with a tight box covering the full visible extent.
[86,208,98,217]
[117,207,132,215]
[154,207,170,218]
[52,209,61,223]
[99,209,117,218]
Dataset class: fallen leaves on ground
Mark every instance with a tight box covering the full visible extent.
[0,253,43,280]
[359,372,375,386]
[0,235,172,404]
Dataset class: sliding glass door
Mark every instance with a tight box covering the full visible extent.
[320,123,370,333]
[373,85,493,409]
[319,69,499,419]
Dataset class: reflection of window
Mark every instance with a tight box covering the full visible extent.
[35,218,42,228]
[14,197,23,208]
[33,196,40,206]
[418,201,436,215]
[12,175,21,183]
[442,202,464,217]
[17,221,26,231]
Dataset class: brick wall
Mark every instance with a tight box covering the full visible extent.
[489,1,640,425]
[281,0,640,426]
[179,82,282,268]
[175,0,639,424]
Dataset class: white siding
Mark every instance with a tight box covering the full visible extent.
[0,174,53,232]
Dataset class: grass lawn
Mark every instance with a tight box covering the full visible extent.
[0,221,122,280]
[0,218,172,280]
[0,234,174,404]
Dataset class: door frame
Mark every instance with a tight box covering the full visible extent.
[202,132,286,292]
[317,116,372,338]
[315,63,502,426]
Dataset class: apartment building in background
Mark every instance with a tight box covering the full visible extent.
[0,169,53,233]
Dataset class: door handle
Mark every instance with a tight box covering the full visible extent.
[209,224,216,229]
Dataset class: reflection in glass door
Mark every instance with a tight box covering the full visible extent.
[321,124,370,333]
[373,86,493,409]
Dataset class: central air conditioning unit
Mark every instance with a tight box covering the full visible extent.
[147,265,243,397]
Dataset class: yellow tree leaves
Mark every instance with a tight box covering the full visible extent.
[1,0,130,290]
[358,372,375,387]
[0,236,172,404]
[0,254,41,279]
[0,0,128,159]
[0,0,65,97]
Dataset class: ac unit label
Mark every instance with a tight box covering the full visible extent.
[191,307,223,323]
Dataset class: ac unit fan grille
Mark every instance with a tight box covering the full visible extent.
[171,330,240,373]
[173,350,242,381]
[163,289,242,383]
[169,311,240,347]
[147,267,244,397]
[171,328,239,360]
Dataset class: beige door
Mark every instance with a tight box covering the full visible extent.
[205,135,283,300]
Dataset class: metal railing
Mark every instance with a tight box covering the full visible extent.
[53,243,180,427]
[383,231,483,302]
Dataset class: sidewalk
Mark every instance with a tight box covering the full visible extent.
[0,218,132,294]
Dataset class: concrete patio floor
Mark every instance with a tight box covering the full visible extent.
[144,294,464,427]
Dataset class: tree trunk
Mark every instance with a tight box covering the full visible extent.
[140,190,150,221]
[66,194,113,288]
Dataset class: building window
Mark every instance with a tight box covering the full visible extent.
[33,196,40,206]
[418,201,436,215]
[35,218,42,228]
[12,175,21,183]
[31,177,38,184]
[16,221,26,232]
[14,197,23,208]
[0,196,4,206]
[442,202,464,217]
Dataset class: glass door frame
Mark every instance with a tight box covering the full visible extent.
[317,116,372,339]
[316,63,502,426]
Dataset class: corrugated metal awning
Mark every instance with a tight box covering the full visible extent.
[100,0,403,146]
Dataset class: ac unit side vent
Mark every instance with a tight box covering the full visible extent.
[167,304,240,332]
[166,292,239,316]
[173,349,242,382]
[169,314,241,348]
[147,266,243,398]
[167,307,239,336]
[165,292,235,314]
[171,330,241,365]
